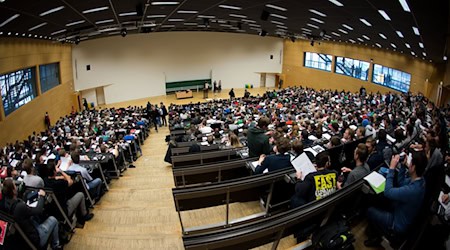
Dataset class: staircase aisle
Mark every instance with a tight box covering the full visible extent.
[66,126,184,250]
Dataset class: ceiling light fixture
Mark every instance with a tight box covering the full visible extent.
[378,10,391,21]
[66,20,85,26]
[177,10,198,14]
[83,6,109,14]
[147,15,166,18]
[40,6,65,16]
[307,23,319,29]
[391,43,397,48]
[376,43,382,48]
[168,18,184,22]
[219,4,242,10]
[310,17,324,24]
[443,56,447,61]
[422,52,426,57]
[359,18,372,26]
[198,15,215,19]
[396,31,404,38]
[51,29,66,35]
[342,24,353,30]
[309,9,327,17]
[338,29,348,34]
[357,38,364,42]
[229,14,246,18]
[399,0,411,12]
[419,42,424,48]
[271,20,284,25]
[151,2,179,5]
[362,35,370,40]
[0,14,20,27]
[28,22,47,31]
[270,13,287,19]
[241,19,256,23]
[265,4,287,11]
[379,33,387,39]
[95,19,114,24]
[348,39,355,43]
[412,26,420,35]
[329,0,344,7]
[119,12,137,17]
[331,32,341,37]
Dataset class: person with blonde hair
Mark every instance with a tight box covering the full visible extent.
[229,133,243,148]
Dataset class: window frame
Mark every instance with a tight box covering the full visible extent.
[39,62,61,94]
[372,64,411,93]
[303,52,333,72]
[0,67,37,116]
[334,56,370,81]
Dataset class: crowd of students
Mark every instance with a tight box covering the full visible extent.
[0,107,149,249]
[167,86,449,247]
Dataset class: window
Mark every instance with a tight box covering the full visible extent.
[304,52,333,71]
[39,63,60,93]
[0,67,37,116]
[335,57,370,81]
[372,64,411,92]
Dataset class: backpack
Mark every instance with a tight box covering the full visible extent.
[311,220,354,250]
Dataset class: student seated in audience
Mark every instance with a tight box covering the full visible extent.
[68,150,103,201]
[365,152,427,247]
[22,158,44,188]
[290,152,338,208]
[43,160,94,227]
[341,128,355,143]
[254,137,292,174]
[228,133,243,148]
[376,129,391,156]
[1,179,63,249]
[356,126,366,140]
[338,143,370,188]
[247,116,271,158]
[366,138,384,171]
[291,140,304,159]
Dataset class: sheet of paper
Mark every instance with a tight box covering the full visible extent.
[9,160,18,167]
[364,171,386,188]
[386,134,396,143]
[322,133,331,140]
[308,135,318,141]
[59,157,70,171]
[349,125,357,131]
[312,145,325,153]
[250,161,259,171]
[304,148,318,157]
[445,176,450,187]
[291,153,316,181]
[200,142,209,146]
[438,191,450,210]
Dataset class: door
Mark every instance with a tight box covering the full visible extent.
[260,73,266,87]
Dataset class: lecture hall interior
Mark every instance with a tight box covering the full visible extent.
[0,0,449,249]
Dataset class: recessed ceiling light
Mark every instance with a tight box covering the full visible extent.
[66,20,85,26]
[412,26,420,35]
[348,39,355,43]
[177,10,198,14]
[391,43,397,48]
[0,14,20,27]
[376,43,382,48]
[443,56,448,61]
[396,31,404,38]
[83,6,109,14]
[310,17,324,24]
[419,42,424,48]
[362,35,370,40]
[301,28,312,32]
[331,32,341,37]
[184,22,197,26]
[147,15,166,18]
[28,22,47,31]
[422,52,426,57]
[411,51,415,56]
[357,38,364,42]
[270,13,287,20]
[22,33,25,36]
[168,18,184,22]
[265,4,287,11]
[219,4,242,10]
[276,25,287,29]
[379,33,387,39]
[309,9,327,17]
[338,29,348,34]
[359,18,372,26]
[151,2,179,5]
[51,29,66,35]
[40,6,65,16]
[342,24,353,31]
[378,10,391,21]
[161,24,176,28]
[0,32,3,35]
[399,0,411,12]
[198,15,215,19]
[271,20,284,25]
[95,19,115,24]
[403,43,410,49]
[307,23,319,29]
[119,12,137,17]
[329,0,344,7]
[229,14,247,18]
[7,32,11,35]
[241,19,256,23]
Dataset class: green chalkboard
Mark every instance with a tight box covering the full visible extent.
[166,79,211,93]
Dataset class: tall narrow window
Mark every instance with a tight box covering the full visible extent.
[0,68,37,116]
[39,62,60,93]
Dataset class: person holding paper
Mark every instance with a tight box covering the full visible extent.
[290,152,337,209]
[254,137,292,174]
[364,152,427,247]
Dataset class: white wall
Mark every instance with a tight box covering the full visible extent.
[72,32,283,104]
[266,74,276,88]
[81,89,97,107]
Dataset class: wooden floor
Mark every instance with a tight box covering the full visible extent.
[66,87,367,249]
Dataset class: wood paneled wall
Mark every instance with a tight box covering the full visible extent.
[282,39,445,100]
[0,38,74,145]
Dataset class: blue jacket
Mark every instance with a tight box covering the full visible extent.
[255,154,292,174]
[384,167,426,233]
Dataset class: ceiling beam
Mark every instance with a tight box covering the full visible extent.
[59,0,98,29]
[0,5,66,31]
[138,0,152,33]
[153,0,190,32]
[108,0,121,27]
